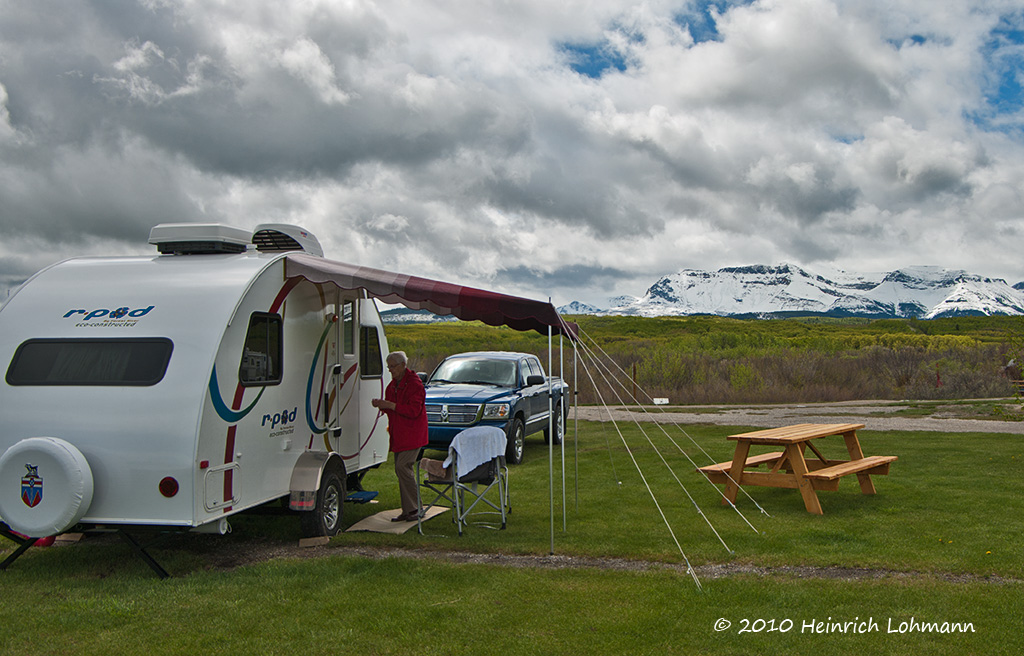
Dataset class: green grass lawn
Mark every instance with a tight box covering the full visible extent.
[2,420,1022,655]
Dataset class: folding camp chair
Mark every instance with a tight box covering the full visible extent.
[416,426,509,535]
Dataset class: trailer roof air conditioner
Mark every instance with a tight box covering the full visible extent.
[252,224,324,257]
[149,223,252,255]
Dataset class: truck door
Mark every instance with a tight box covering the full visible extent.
[523,356,550,432]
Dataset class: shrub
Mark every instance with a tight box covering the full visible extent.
[386,315,1021,405]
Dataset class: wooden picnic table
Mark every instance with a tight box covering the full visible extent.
[697,423,896,514]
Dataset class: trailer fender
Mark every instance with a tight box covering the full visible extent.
[288,451,344,511]
[0,437,94,538]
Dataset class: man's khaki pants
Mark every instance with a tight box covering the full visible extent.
[394,448,421,516]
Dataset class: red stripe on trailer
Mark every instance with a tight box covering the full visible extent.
[219,277,303,509]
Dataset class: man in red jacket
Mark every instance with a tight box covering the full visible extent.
[372,351,429,522]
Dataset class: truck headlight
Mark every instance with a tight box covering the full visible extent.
[482,403,510,419]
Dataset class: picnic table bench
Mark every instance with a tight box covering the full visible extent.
[697,423,896,514]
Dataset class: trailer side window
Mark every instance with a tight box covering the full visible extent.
[6,338,173,386]
[239,313,282,386]
[360,326,383,378]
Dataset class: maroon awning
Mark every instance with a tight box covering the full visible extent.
[285,253,577,338]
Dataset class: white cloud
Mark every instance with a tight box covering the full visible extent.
[0,82,16,142]
[0,0,1022,306]
[97,39,211,104]
[277,37,351,105]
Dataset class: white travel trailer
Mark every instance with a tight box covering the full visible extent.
[0,223,393,574]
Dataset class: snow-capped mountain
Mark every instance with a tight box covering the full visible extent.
[379,307,459,324]
[557,301,603,315]
[587,265,1024,319]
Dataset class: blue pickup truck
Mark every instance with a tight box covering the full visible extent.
[422,351,569,464]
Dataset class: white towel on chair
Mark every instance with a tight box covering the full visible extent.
[444,426,507,480]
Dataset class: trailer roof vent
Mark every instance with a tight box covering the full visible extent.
[252,224,324,257]
[149,223,251,255]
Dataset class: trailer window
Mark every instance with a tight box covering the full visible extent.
[360,326,383,378]
[6,338,173,386]
[239,313,282,386]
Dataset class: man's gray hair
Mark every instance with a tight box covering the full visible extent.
[387,351,408,365]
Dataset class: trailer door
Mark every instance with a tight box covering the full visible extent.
[358,305,389,469]
[330,296,362,458]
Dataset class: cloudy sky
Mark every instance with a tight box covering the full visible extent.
[1,0,1022,307]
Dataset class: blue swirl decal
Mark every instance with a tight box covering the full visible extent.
[305,321,334,435]
[209,366,265,423]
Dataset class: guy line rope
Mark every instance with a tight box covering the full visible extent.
[555,316,770,590]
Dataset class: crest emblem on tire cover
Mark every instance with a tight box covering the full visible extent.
[21,463,43,508]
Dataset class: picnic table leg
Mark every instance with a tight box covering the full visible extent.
[787,443,823,515]
[722,441,750,506]
[843,430,877,495]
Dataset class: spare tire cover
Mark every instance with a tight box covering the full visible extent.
[0,437,94,538]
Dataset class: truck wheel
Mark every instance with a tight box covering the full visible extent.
[506,417,525,465]
[544,402,563,445]
[300,469,345,537]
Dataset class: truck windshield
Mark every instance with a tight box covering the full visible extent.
[429,358,516,387]
[6,338,173,386]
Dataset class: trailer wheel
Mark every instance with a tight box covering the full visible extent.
[300,469,345,538]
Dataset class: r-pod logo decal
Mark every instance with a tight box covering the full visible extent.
[64,306,154,321]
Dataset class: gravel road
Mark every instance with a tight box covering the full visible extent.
[574,400,1024,434]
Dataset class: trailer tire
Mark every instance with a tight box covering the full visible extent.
[0,437,94,538]
[300,468,345,538]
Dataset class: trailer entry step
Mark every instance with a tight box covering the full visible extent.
[346,491,378,504]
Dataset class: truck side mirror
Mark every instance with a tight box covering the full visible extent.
[526,374,545,386]
[417,372,427,383]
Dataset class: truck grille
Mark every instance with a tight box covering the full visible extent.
[426,403,480,425]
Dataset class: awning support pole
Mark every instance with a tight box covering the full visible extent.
[548,323,555,555]
[560,332,566,531]
[573,341,579,511]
